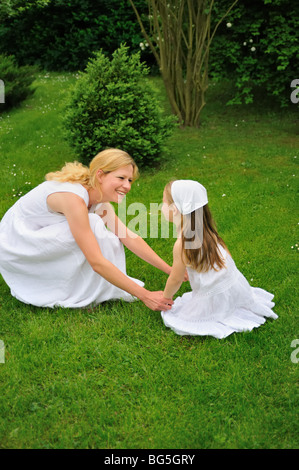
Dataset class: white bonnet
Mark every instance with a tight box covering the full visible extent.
[171,180,208,215]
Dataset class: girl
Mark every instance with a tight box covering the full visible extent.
[161,179,278,338]
[0,149,173,311]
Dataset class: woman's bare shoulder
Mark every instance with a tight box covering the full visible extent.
[47,191,87,214]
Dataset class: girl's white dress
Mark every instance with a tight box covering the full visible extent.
[161,245,277,338]
[0,181,144,308]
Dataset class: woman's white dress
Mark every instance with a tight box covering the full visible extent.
[161,245,277,338]
[0,181,144,308]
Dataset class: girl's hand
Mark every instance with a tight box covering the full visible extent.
[141,290,173,311]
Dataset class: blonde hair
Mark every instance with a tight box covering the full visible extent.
[45,148,139,199]
[164,180,228,272]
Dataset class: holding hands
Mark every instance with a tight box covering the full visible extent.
[141,290,174,311]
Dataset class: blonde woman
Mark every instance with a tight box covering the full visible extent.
[0,149,173,310]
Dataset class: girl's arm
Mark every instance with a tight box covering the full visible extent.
[97,203,172,275]
[47,193,173,311]
[163,240,187,299]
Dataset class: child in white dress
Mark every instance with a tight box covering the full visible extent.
[161,180,278,338]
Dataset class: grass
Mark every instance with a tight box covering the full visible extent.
[0,72,298,449]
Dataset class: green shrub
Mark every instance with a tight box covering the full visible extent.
[0,54,37,111]
[63,45,176,168]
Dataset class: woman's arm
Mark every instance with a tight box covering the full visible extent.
[47,193,173,311]
[96,203,172,275]
[163,240,186,299]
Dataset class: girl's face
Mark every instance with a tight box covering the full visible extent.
[161,189,175,222]
[97,165,134,203]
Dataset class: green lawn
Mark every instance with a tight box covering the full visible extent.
[0,72,298,449]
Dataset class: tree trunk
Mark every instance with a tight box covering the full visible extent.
[129,0,239,128]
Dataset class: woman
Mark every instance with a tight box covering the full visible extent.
[0,149,173,310]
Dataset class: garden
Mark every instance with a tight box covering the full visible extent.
[0,0,298,450]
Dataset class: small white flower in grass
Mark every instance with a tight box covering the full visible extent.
[251,47,256,52]
[249,39,253,43]
[226,22,232,28]
[222,194,226,197]
[243,42,247,46]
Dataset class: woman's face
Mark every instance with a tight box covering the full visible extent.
[97,165,134,203]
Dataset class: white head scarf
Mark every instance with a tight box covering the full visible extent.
[171,180,208,215]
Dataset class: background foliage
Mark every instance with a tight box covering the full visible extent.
[0,54,37,110]
[0,0,297,108]
[0,0,152,71]
[209,0,299,107]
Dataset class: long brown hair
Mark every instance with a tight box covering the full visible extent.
[164,181,229,272]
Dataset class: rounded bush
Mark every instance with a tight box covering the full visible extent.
[63,45,175,167]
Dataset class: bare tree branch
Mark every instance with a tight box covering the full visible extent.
[130,0,239,127]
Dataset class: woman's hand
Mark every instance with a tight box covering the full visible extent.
[141,290,173,311]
